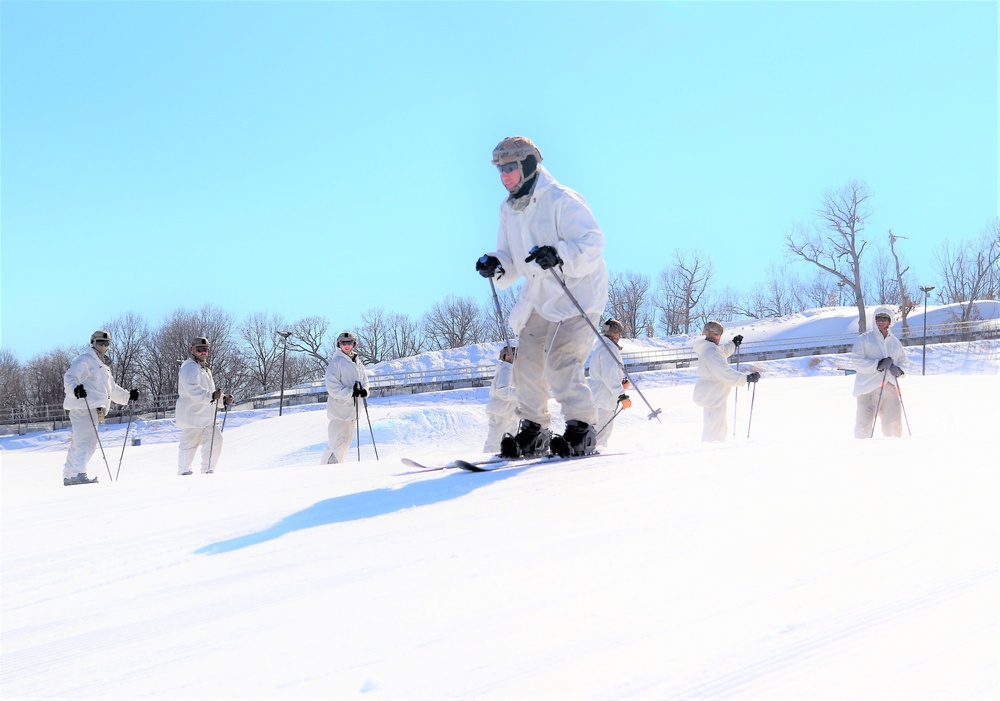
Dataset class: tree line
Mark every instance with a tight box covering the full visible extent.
[1,181,997,414]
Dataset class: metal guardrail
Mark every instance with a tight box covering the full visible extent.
[3,319,996,434]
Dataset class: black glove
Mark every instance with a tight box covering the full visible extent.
[73,384,87,399]
[732,335,744,348]
[223,394,233,407]
[212,389,223,402]
[877,357,893,372]
[352,381,368,398]
[129,389,140,402]
[525,245,562,270]
[889,364,904,378]
[746,372,760,383]
[476,255,503,279]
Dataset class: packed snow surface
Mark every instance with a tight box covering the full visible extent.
[2,307,997,700]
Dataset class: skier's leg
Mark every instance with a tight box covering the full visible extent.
[595,406,616,448]
[512,311,553,428]
[878,385,903,437]
[326,418,354,464]
[854,391,877,439]
[702,404,728,442]
[546,314,599,427]
[177,428,202,474]
[64,408,98,480]
[203,424,223,472]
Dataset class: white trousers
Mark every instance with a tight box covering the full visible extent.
[483,412,519,453]
[514,311,598,429]
[701,404,730,443]
[178,425,223,474]
[595,406,618,448]
[324,417,357,464]
[64,407,103,479]
[854,386,903,438]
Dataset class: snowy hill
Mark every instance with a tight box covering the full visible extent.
[1,306,998,700]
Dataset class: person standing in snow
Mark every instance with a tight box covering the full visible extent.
[476,135,608,458]
[692,322,759,442]
[483,344,518,453]
[850,306,908,438]
[588,318,631,449]
[176,337,232,475]
[323,331,369,464]
[62,330,139,485]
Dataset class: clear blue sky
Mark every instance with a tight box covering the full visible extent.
[2,1,996,360]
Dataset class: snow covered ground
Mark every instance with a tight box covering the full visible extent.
[2,307,998,700]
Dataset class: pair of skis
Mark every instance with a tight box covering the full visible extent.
[400,450,614,474]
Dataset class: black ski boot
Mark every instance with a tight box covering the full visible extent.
[550,420,597,458]
[63,473,97,486]
[499,420,552,459]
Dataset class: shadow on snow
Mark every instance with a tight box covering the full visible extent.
[195,466,528,555]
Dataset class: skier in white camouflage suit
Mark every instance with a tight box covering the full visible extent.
[476,136,608,459]
[176,337,232,475]
[323,331,370,464]
[850,306,908,438]
[483,344,518,453]
[692,321,759,442]
[587,318,631,449]
[62,330,138,485]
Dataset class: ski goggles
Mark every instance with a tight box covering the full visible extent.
[193,346,210,353]
[496,162,520,174]
[94,340,111,346]
[875,315,891,322]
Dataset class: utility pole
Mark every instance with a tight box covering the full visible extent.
[918,286,935,375]
[277,331,293,415]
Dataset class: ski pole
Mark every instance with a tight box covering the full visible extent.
[746,379,758,439]
[487,276,516,359]
[733,343,741,438]
[894,377,912,437]
[870,367,889,438]
[207,399,220,471]
[83,395,113,482]
[361,396,379,460]
[355,395,361,462]
[221,401,230,432]
[114,400,136,481]
[596,398,624,438]
[546,266,662,422]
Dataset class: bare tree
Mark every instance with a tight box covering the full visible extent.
[652,250,713,335]
[422,294,490,350]
[239,312,287,393]
[0,349,27,414]
[606,270,653,338]
[886,230,917,337]
[103,311,149,392]
[285,315,331,375]
[386,312,425,359]
[481,285,519,344]
[23,347,79,406]
[355,307,394,364]
[140,305,241,398]
[933,218,1000,320]
[786,180,872,331]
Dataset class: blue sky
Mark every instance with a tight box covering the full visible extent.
[2,1,996,360]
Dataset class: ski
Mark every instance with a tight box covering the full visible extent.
[454,451,618,472]
[399,456,504,472]
[63,475,98,486]
[400,451,618,474]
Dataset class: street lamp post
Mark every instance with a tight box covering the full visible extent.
[277,331,293,416]
[837,280,845,307]
[918,286,935,375]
